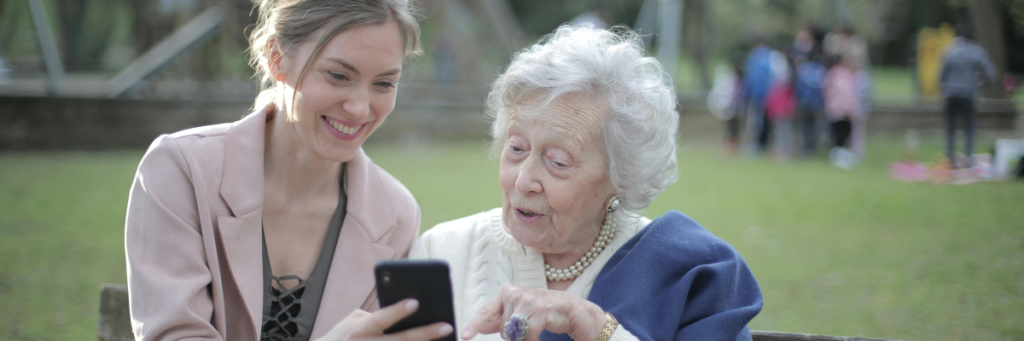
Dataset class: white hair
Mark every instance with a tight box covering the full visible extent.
[486,25,679,216]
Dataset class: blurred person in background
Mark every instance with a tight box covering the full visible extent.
[708,50,746,156]
[727,51,748,155]
[433,35,457,82]
[412,25,763,341]
[124,1,455,341]
[791,24,827,156]
[765,50,796,159]
[824,24,868,72]
[823,54,865,170]
[744,38,775,155]
[825,24,871,151]
[794,46,827,156]
[940,23,999,167]
[789,23,816,63]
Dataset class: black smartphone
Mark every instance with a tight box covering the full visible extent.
[374,259,457,341]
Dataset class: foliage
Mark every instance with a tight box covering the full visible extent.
[1009,0,1024,34]
[505,0,644,38]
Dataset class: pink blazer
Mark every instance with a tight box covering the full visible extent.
[125,105,420,341]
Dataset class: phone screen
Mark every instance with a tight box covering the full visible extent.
[374,260,457,341]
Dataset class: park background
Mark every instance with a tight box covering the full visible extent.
[1,0,1023,340]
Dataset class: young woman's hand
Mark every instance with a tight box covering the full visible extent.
[461,284,607,341]
[318,299,453,341]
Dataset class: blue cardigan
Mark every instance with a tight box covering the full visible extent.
[541,211,763,341]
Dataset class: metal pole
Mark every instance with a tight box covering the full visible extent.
[0,45,10,85]
[105,7,223,98]
[657,0,682,81]
[478,0,525,62]
[915,0,928,30]
[634,0,657,49]
[28,0,65,95]
[832,0,851,24]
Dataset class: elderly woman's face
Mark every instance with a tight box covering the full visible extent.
[499,94,617,254]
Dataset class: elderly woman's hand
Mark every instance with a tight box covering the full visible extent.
[461,284,607,341]
[318,299,453,341]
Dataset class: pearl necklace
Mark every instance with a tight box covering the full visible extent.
[544,210,617,282]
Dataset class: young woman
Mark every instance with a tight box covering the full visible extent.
[124,1,451,340]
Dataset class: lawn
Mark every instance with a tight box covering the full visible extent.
[1,137,1022,340]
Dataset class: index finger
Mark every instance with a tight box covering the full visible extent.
[461,295,505,340]
[354,298,420,336]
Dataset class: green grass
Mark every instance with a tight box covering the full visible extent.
[0,152,138,340]
[2,138,1023,340]
[869,67,916,106]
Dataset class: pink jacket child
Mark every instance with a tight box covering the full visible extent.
[823,64,863,122]
[823,62,868,157]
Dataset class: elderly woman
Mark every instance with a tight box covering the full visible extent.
[410,26,763,341]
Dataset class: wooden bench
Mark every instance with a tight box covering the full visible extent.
[99,284,899,341]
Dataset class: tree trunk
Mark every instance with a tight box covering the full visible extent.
[968,0,1007,99]
[56,0,86,70]
[684,0,711,92]
[0,0,23,49]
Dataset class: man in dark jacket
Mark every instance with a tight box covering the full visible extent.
[940,24,999,167]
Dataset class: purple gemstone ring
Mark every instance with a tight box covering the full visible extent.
[501,313,529,341]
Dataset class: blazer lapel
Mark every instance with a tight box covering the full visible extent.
[220,106,269,218]
[216,210,264,337]
[309,149,399,339]
[309,216,397,339]
[217,105,272,338]
[344,148,398,241]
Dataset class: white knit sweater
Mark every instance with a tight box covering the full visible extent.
[410,208,650,341]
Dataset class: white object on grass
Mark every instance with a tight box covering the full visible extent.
[994,139,1024,180]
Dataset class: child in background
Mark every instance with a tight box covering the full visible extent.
[765,50,796,159]
[823,55,865,169]
[708,52,748,156]
[744,40,775,155]
[795,51,826,155]
[728,53,747,155]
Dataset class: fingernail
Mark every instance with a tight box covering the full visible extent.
[439,324,453,335]
[405,299,419,311]
[461,330,472,339]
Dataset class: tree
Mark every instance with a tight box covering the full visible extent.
[1009,0,1024,33]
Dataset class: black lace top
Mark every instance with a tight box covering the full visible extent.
[260,166,347,341]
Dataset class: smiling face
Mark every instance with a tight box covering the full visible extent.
[272,19,404,162]
[499,94,617,254]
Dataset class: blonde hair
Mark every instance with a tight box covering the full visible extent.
[247,0,422,109]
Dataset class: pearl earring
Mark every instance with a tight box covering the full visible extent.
[606,196,621,213]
